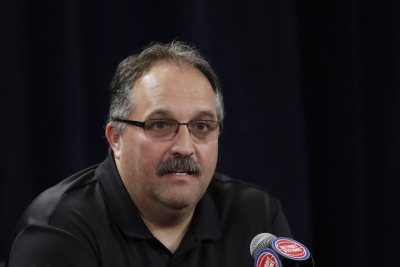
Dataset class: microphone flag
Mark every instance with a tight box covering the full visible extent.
[254,249,282,267]
[271,237,310,261]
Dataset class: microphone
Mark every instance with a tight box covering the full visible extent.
[251,247,283,267]
[250,233,313,267]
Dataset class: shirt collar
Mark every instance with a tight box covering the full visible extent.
[96,149,221,241]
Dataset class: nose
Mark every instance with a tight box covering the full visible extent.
[170,124,195,156]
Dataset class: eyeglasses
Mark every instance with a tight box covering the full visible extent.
[112,118,222,143]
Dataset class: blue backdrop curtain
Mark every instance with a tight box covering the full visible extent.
[1,1,399,266]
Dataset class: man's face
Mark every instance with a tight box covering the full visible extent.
[110,62,219,212]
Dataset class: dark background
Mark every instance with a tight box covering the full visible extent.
[1,1,399,266]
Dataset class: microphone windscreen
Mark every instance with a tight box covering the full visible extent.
[250,233,276,258]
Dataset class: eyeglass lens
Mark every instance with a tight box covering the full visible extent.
[143,119,220,142]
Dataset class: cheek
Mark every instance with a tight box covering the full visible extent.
[136,142,167,171]
[120,137,160,174]
[198,142,219,170]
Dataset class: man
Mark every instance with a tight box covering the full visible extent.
[8,41,293,266]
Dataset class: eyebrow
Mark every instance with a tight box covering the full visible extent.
[146,109,217,120]
[194,110,217,120]
[146,109,171,118]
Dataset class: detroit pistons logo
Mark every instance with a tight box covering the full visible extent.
[254,249,282,267]
[272,237,310,261]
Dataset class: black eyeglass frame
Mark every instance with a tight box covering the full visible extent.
[111,117,222,140]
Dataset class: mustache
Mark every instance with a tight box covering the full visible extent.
[155,156,203,176]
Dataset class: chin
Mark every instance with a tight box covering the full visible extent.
[164,202,192,210]
[158,194,200,211]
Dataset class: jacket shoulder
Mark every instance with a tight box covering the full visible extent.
[15,164,99,229]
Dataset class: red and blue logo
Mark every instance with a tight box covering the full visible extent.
[254,249,282,267]
[272,237,310,261]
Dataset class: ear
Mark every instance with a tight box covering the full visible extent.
[105,122,122,159]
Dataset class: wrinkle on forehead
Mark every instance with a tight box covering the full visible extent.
[138,62,210,95]
[144,108,217,121]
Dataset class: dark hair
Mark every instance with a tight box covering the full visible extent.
[108,41,224,133]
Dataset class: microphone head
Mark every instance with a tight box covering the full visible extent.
[250,233,277,259]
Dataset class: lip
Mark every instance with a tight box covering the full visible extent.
[173,172,189,175]
[168,169,194,175]
[163,172,194,181]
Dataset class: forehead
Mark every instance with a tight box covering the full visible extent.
[131,62,217,120]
